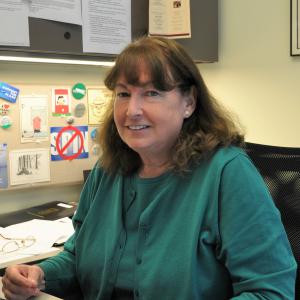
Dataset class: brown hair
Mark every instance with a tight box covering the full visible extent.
[99,36,244,175]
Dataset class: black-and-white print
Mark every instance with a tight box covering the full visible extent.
[17,154,41,176]
[9,149,50,185]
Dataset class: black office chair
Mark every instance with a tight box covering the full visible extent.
[245,142,300,298]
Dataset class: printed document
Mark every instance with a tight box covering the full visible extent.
[29,0,82,25]
[149,0,191,39]
[0,0,29,46]
[82,0,131,54]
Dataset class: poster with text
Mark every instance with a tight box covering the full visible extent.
[50,126,89,161]
[149,0,191,38]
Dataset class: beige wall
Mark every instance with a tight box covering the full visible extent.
[200,0,300,147]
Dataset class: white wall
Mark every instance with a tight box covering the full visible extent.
[200,0,300,147]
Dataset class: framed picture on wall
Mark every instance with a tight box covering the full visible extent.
[291,0,300,55]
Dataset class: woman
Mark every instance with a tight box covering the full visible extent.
[2,37,296,300]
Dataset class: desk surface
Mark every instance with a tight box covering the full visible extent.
[0,277,62,300]
[0,247,62,270]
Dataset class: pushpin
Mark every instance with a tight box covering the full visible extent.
[0,115,12,129]
[92,144,101,155]
[91,128,99,141]
[66,116,75,125]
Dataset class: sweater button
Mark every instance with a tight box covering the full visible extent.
[136,258,142,265]
[130,190,136,197]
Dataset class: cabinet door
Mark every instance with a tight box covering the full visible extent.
[132,0,218,62]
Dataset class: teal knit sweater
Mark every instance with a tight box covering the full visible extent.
[39,147,297,299]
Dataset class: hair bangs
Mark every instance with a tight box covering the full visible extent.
[108,44,177,91]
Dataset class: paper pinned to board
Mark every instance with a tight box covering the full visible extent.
[0,1,30,47]
[29,0,82,25]
[149,0,191,39]
[82,0,131,54]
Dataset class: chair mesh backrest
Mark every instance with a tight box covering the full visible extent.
[245,142,300,298]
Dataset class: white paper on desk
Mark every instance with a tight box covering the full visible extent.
[1,218,74,255]
[29,0,82,25]
[0,0,30,47]
[0,247,61,269]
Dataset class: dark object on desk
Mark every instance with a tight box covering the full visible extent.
[0,201,77,227]
[245,142,300,298]
[83,169,91,183]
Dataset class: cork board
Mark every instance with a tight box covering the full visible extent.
[0,83,101,190]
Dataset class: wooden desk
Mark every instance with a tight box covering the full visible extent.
[0,277,62,300]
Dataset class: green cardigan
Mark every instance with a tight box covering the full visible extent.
[39,147,297,299]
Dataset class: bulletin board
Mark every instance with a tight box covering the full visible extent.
[0,83,109,190]
[0,0,147,62]
[0,0,218,63]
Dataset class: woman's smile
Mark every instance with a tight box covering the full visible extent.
[126,125,150,130]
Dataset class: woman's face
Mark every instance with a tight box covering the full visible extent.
[113,70,195,160]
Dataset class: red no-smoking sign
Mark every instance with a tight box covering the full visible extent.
[55,126,85,160]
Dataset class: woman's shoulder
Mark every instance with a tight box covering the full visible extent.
[86,161,108,181]
[85,162,124,188]
[209,145,248,166]
[189,146,247,176]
